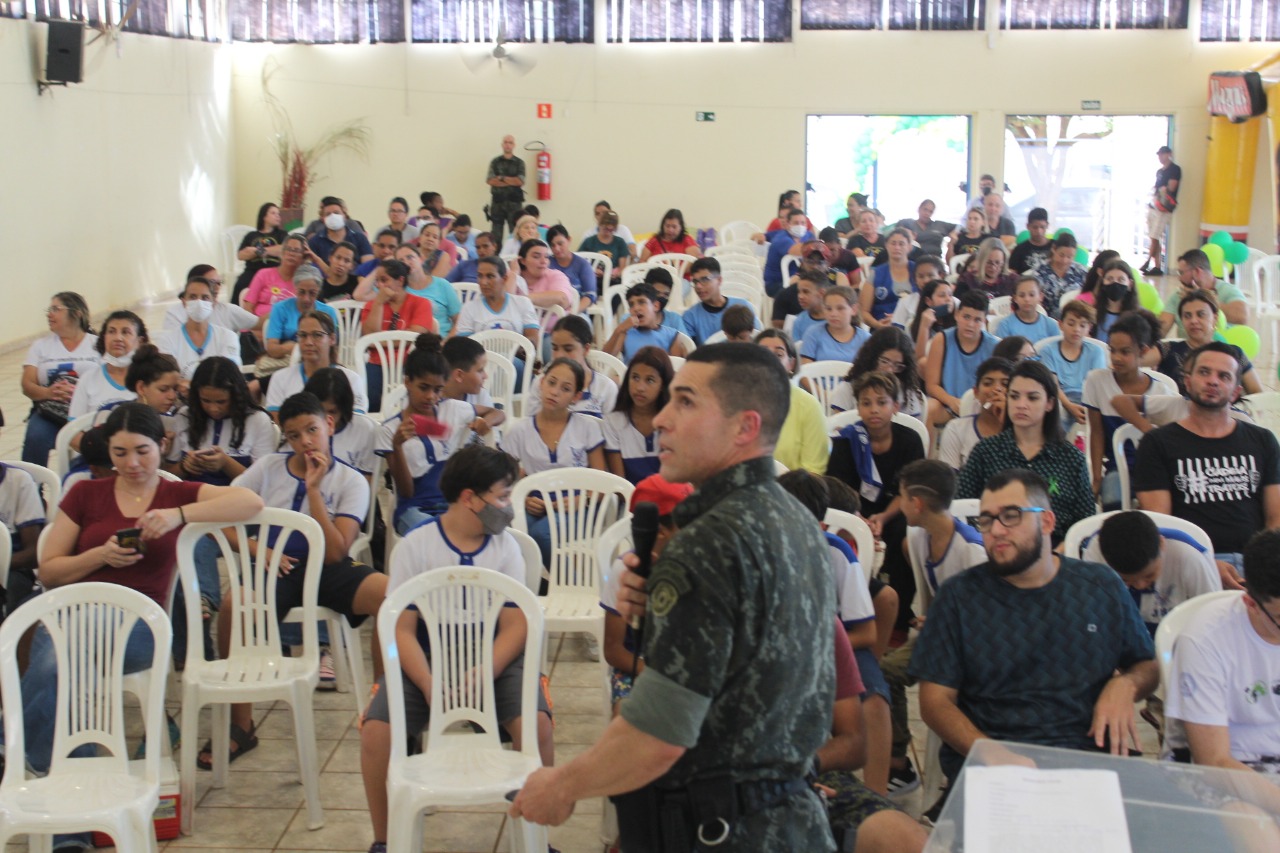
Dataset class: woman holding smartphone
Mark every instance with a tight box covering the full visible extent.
[13,402,262,850]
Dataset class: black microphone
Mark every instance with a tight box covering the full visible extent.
[630,501,660,581]
[628,502,661,677]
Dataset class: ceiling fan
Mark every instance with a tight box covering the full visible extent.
[460,28,536,77]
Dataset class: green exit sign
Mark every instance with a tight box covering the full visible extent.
[696,111,716,122]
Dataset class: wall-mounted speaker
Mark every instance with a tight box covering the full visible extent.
[45,20,84,85]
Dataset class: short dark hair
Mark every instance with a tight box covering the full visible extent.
[1005,360,1064,444]
[982,468,1051,511]
[958,290,990,314]
[278,391,327,427]
[125,344,180,391]
[1052,232,1078,251]
[405,333,448,381]
[1098,512,1161,576]
[777,469,829,522]
[992,336,1031,362]
[721,304,756,339]
[1178,289,1219,318]
[442,336,487,372]
[552,314,594,347]
[1179,249,1212,274]
[976,356,1015,384]
[453,213,472,229]
[915,255,947,278]
[627,283,659,304]
[643,266,674,289]
[852,371,900,403]
[1184,341,1244,385]
[686,343,791,445]
[439,445,520,504]
[95,310,147,356]
[1109,310,1158,349]
[1243,529,1280,603]
[818,227,840,243]
[823,476,862,515]
[688,257,721,278]
[1027,207,1049,224]
[898,460,956,512]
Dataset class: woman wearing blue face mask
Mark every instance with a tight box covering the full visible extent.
[909,279,957,358]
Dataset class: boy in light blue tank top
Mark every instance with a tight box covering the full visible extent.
[925,291,999,434]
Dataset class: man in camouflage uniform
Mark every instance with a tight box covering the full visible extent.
[486,134,525,245]
[511,343,837,852]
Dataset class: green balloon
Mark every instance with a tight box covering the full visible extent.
[1137,281,1162,314]
[1222,324,1261,360]
[1202,243,1227,277]
[1225,241,1250,265]
[1055,228,1074,239]
[1016,230,1030,245]
[1209,230,1234,247]
[1074,247,1088,265]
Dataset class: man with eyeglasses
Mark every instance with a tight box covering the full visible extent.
[682,257,760,347]
[1165,529,1280,805]
[909,468,1157,813]
[1135,342,1280,589]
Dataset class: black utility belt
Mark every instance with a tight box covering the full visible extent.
[612,775,808,853]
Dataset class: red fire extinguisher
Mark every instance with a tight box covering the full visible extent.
[536,149,552,201]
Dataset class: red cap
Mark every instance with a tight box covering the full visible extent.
[631,475,694,517]
[801,240,830,261]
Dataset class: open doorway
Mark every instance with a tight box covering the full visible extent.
[1003,115,1172,255]
[805,115,972,231]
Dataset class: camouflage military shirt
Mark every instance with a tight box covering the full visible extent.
[486,154,526,205]
[620,455,837,851]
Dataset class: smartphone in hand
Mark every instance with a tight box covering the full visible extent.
[116,527,145,553]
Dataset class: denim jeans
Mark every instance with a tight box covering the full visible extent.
[172,536,223,664]
[21,409,62,467]
[1,618,156,850]
[525,510,552,571]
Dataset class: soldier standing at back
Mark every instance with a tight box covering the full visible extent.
[511,342,837,852]
[486,134,525,245]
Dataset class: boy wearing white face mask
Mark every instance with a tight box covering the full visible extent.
[358,444,554,853]
[153,277,242,384]
[308,197,374,266]
[764,207,813,296]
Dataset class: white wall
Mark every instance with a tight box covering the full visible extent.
[0,19,232,347]
[228,31,1276,251]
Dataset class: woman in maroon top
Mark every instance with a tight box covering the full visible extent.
[8,403,261,847]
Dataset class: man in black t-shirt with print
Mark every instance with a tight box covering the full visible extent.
[1135,342,1280,588]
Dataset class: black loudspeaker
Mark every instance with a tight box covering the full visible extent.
[45,20,84,85]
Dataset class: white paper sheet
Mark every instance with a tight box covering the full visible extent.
[964,765,1133,853]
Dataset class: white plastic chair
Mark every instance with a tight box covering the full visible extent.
[326,299,366,370]
[675,332,696,353]
[948,253,971,280]
[533,303,567,350]
[1112,423,1144,509]
[949,498,981,526]
[668,356,686,371]
[51,413,98,479]
[223,224,254,277]
[452,282,481,310]
[721,281,767,319]
[893,412,931,455]
[358,331,420,419]
[1154,590,1242,705]
[0,582,171,852]
[800,361,852,418]
[472,330,537,417]
[1061,510,1214,561]
[773,459,789,475]
[705,331,728,346]
[379,567,548,853]
[706,242,754,258]
[3,460,60,518]
[718,221,762,246]
[1241,392,1280,436]
[780,254,800,287]
[576,251,613,295]
[509,528,546,594]
[958,388,979,417]
[647,252,696,280]
[824,509,876,582]
[587,282,628,344]
[621,261,656,290]
[587,350,627,384]
[1252,256,1280,371]
[483,350,517,418]
[176,510,327,834]
[826,410,860,435]
[512,469,634,669]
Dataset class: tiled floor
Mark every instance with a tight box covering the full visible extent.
[0,283,1261,851]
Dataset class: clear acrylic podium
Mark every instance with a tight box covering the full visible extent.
[925,739,1280,852]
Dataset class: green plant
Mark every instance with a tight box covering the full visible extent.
[261,60,371,210]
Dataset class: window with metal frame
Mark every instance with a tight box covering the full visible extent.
[1200,0,1279,41]
[1000,0,1188,30]
[413,0,592,43]
[801,0,984,31]
[229,0,402,42]
[607,0,791,42]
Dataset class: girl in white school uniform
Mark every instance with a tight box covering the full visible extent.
[526,315,618,419]
[502,357,607,567]
[305,367,381,480]
[603,346,673,485]
[378,334,478,535]
[170,357,276,487]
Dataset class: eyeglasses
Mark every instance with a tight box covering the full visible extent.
[205,279,223,288]
[1247,584,1280,634]
[295,331,330,341]
[877,356,906,373]
[973,506,1045,533]
[45,305,66,315]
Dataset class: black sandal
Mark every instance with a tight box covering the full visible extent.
[196,720,258,770]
